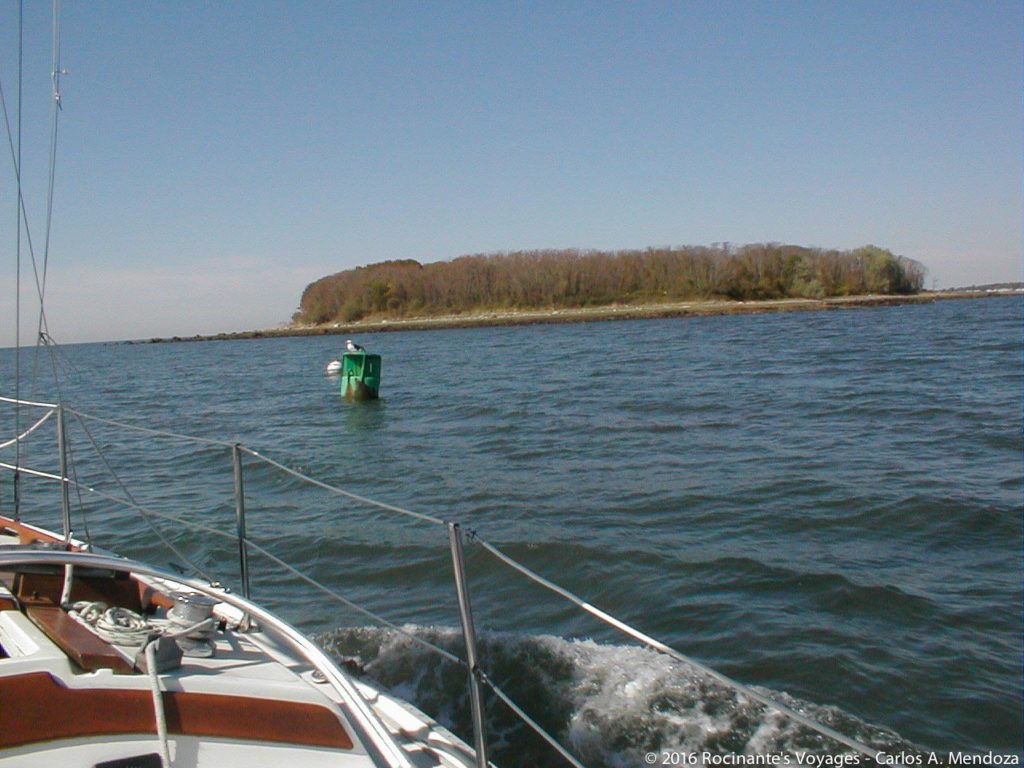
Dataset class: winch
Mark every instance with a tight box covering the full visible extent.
[168,591,219,657]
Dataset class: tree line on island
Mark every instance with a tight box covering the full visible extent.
[296,243,926,325]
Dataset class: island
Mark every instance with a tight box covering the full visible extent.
[295,243,926,326]
[141,243,1020,343]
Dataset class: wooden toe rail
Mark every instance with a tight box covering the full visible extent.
[25,605,134,673]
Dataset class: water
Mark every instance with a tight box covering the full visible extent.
[2,296,1021,763]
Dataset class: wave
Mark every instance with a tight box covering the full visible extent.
[315,625,924,768]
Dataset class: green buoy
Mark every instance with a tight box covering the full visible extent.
[340,351,381,400]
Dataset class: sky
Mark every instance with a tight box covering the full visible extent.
[0,0,1021,345]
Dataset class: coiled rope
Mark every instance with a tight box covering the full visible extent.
[68,600,156,646]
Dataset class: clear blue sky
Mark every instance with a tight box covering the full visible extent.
[2,1,1021,344]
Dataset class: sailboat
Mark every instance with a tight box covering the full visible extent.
[0,6,884,768]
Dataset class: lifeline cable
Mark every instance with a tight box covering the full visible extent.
[4,460,462,667]
[0,408,55,451]
[240,446,447,527]
[66,408,235,447]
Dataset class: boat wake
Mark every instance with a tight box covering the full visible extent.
[316,625,925,768]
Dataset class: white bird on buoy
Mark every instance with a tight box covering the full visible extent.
[345,339,365,353]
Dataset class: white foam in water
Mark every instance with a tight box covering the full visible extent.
[315,626,918,768]
[559,638,748,763]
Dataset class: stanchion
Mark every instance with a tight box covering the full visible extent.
[232,444,251,601]
[447,522,489,768]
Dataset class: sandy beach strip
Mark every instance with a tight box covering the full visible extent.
[142,291,1015,343]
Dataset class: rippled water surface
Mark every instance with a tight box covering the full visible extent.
[2,296,1021,762]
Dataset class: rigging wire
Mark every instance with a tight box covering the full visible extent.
[0,75,47,308]
[2,0,65,516]
[56,408,91,547]
[68,409,209,581]
[31,333,78,399]
[478,669,587,768]
[32,0,65,387]
[13,0,24,519]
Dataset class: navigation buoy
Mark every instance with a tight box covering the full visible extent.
[339,350,381,400]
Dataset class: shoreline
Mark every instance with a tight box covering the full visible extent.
[140,291,1017,343]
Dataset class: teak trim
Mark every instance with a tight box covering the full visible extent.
[0,672,354,750]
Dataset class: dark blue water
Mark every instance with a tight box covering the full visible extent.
[2,296,1021,763]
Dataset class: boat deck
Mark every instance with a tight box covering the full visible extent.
[0,520,476,768]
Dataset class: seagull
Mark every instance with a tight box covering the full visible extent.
[345,339,365,353]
